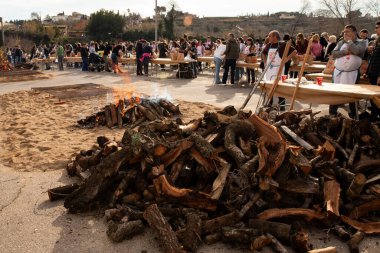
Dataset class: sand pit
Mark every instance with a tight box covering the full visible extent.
[0,88,219,172]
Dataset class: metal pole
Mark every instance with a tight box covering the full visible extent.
[154,0,158,43]
[0,17,4,47]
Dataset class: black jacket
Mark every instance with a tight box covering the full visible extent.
[367,43,380,78]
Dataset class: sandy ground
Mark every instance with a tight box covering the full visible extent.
[0,68,378,252]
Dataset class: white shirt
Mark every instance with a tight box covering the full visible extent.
[214,44,226,59]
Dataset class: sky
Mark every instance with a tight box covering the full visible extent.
[0,0,319,22]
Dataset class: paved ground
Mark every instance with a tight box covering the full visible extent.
[0,68,377,252]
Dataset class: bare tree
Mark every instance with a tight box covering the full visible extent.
[30,12,41,22]
[365,0,380,18]
[290,0,311,36]
[320,0,360,25]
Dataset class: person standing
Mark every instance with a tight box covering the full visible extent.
[213,39,226,84]
[135,40,144,76]
[329,24,366,118]
[80,43,89,71]
[56,42,65,71]
[103,42,112,72]
[43,44,51,70]
[364,21,380,120]
[244,37,257,85]
[141,41,153,76]
[222,33,240,85]
[262,30,296,110]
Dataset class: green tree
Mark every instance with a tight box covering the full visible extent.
[86,9,125,41]
[162,5,176,39]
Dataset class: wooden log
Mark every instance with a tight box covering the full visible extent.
[368,184,380,197]
[169,155,185,183]
[110,103,118,125]
[137,104,156,121]
[204,232,222,244]
[153,174,217,212]
[320,133,349,160]
[266,233,289,253]
[179,119,202,134]
[349,199,380,219]
[224,120,256,167]
[348,231,365,253]
[308,246,337,253]
[104,105,114,128]
[117,99,123,129]
[354,159,380,174]
[331,226,351,241]
[210,158,230,200]
[189,147,215,175]
[288,147,312,175]
[257,208,326,221]
[221,227,261,244]
[48,183,80,201]
[280,125,314,151]
[279,178,319,194]
[161,140,193,167]
[143,204,185,253]
[248,114,286,177]
[304,132,323,147]
[189,132,218,159]
[324,180,340,217]
[202,211,240,235]
[331,165,355,183]
[106,219,145,242]
[158,99,181,115]
[250,235,273,251]
[64,148,135,213]
[348,143,359,168]
[181,213,202,252]
[346,173,366,200]
[292,229,310,253]
[248,219,291,242]
[341,215,380,234]
[239,191,263,218]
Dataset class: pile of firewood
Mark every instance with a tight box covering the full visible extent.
[49,106,380,253]
[77,96,181,129]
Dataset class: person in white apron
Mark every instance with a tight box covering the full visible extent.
[262,30,296,110]
[329,24,366,118]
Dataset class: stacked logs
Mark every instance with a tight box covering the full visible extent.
[77,96,181,129]
[49,106,380,253]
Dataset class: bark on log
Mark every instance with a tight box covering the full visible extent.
[204,233,222,245]
[48,183,80,201]
[331,225,351,241]
[107,219,145,242]
[189,132,218,159]
[64,147,137,213]
[248,219,291,242]
[104,105,114,128]
[202,211,240,235]
[266,233,289,253]
[181,213,203,252]
[250,235,273,251]
[221,227,261,244]
[210,158,230,200]
[110,103,118,125]
[239,191,263,218]
[346,173,366,200]
[308,247,337,253]
[348,231,365,253]
[354,159,380,174]
[117,99,123,129]
[248,115,286,177]
[341,215,380,234]
[280,178,319,194]
[190,148,215,175]
[158,100,181,115]
[143,204,185,253]
[324,180,340,217]
[153,174,217,212]
[292,229,310,253]
[288,147,312,175]
[137,104,157,121]
[179,119,202,134]
[257,208,326,221]
[349,199,380,219]
[224,120,256,167]
[161,140,193,167]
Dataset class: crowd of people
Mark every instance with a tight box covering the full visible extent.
[3,20,380,119]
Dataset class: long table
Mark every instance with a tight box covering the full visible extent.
[260,81,380,106]
[305,73,370,85]
[289,64,326,73]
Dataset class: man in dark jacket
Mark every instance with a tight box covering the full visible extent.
[365,21,380,120]
[222,33,240,85]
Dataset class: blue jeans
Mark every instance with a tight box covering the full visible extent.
[82,57,88,71]
[214,57,222,83]
[235,67,244,82]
